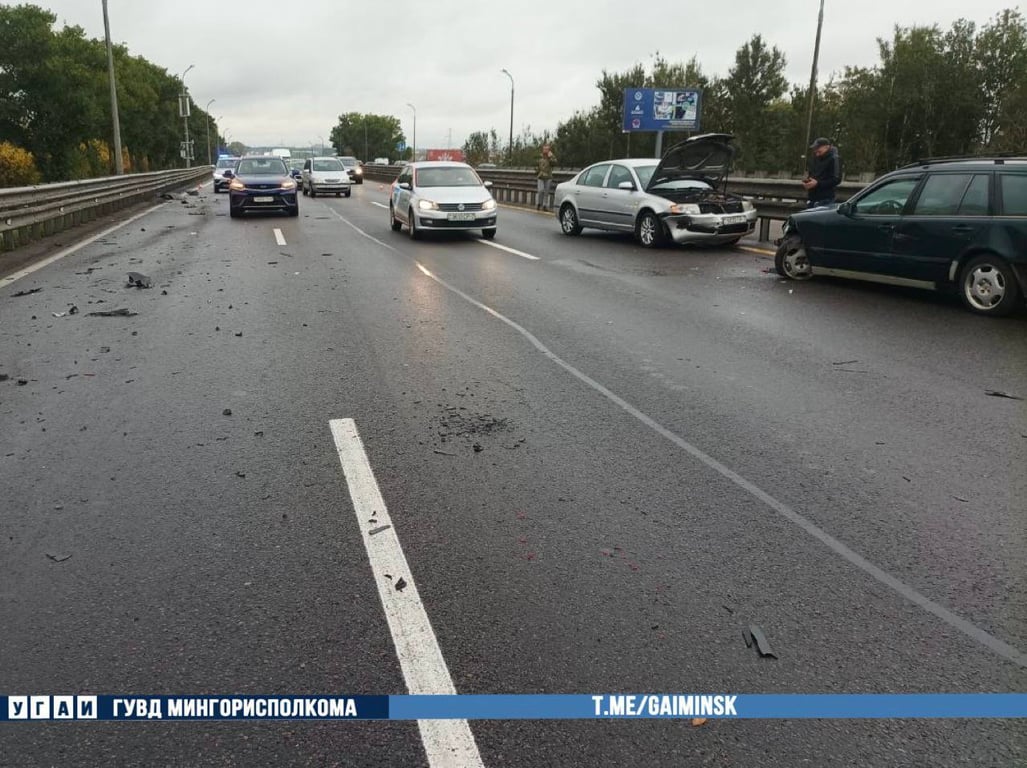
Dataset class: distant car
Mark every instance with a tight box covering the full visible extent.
[212,156,239,193]
[227,155,298,218]
[777,156,1027,316]
[338,156,363,184]
[301,156,352,198]
[553,133,757,248]
[389,161,497,240]
[477,163,497,170]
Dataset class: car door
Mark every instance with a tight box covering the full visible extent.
[392,167,413,222]
[890,172,991,284]
[816,175,922,274]
[574,164,612,227]
[598,164,639,231]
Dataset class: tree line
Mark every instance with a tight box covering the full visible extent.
[0,4,225,186]
[462,10,1027,175]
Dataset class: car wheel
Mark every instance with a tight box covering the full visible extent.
[344,190,351,197]
[482,228,497,240]
[229,207,240,219]
[309,186,316,198]
[288,205,299,218]
[559,204,582,236]
[408,208,420,240]
[774,235,812,280]
[959,254,1021,316]
[390,205,402,231]
[636,210,665,248]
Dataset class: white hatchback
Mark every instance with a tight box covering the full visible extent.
[389,162,497,240]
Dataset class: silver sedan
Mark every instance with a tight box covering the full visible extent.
[553,134,757,248]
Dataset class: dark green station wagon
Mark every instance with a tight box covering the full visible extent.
[776,157,1027,316]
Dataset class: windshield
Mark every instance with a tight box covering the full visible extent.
[236,158,288,175]
[414,166,481,187]
[634,165,658,188]
[313,159,344,172]
[216,158,238,169]
[340,157,359,167]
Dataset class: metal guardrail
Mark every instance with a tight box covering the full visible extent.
[1,167,213,252]
[360,164,865,242]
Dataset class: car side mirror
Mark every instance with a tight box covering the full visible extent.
[399,182,411,190]
[617,181,636,191]
[838,201,852,216]
[483,180,493,188]
[223,170,234,179]
[290,170,301,179]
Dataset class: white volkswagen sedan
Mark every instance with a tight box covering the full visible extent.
[389,162,497,240]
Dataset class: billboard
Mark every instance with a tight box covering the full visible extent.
[622,88,702,133]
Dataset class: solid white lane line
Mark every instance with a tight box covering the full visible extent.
[371,201,389,209]
[1,203,167,287]
[328,419,485,768]
[477,240,540,261]
[273,228,287,246]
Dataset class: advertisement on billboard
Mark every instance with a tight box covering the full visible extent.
[622,88,702,133]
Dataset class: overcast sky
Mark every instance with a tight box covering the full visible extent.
[25,0,1024,151]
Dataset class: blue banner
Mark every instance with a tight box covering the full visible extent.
[623,88,702,133]
[3,694,1026,722]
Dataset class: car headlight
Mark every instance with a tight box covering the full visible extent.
[742,200,755,212]
[229,180,245,191]
[418,199,437,211]
[669,203,701,215]
[354,167,363,175]
[281,180,296,190]
[482,199,496,211]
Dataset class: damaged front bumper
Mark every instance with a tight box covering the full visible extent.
[662,209,758,244]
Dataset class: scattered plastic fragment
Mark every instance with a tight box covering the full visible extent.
[433,449,456,456]
[953,496,970,503]
[52,312,67,318]
[985,390,1022,401]
[691,718,708,727]
[11,287,42,297]
[748,625,777,658]
[126,272,152,289]
[368,525,392,536]
[68,305,78,315]
[46,552,72,563]
[235,471,246,478]
[0,374,8,382]
[222,408,233,416]
[87,308,137,317]
[395,577,408,592]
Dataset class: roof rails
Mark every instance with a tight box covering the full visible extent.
[900,153,1027,169]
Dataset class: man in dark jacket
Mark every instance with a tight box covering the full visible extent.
[803,137,841,207]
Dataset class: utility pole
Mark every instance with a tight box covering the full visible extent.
[101,0,123,174]
[804,0,826,166]
[180,64,194,168]
[501,69,514,164]
[205,98,216,166]
[406,103,416,161]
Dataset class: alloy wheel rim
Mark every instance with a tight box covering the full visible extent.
[640,216,655,244]
[966,266,1005,309]
[786,248,810,277]
[561,209,576,232]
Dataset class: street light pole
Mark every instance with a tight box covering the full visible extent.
[804,0,826,166]
[101,0,123,174]
[180,64,194,168]
[363,116,368,162]
[406,103,416,161]
[318,135,325,156]
[204,98,216,166]
[501,69,514,165]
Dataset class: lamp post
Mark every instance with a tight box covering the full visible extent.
[363,116,368,162]
[318,135,325,156]
[204,98,216,166]
[803,0,826,166]
[501,68,514,165]
[180,64,194,168]
[101,0,123,174]
[406,103,416,161]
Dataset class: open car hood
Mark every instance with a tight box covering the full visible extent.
[647,133,736,190]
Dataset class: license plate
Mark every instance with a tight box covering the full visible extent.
[253,196,274,203]
[448,212,476,221]
[724,214,746,225]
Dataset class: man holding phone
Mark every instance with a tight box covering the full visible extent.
[803,137,841,208]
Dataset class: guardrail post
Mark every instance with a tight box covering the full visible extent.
[759,218,771,242]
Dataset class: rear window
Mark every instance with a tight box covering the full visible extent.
[999,173,1027,216]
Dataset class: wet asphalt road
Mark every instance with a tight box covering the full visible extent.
[1,182,1025,767]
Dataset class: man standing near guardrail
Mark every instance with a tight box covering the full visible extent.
[536,144,556,211]
[802,137,841,208]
